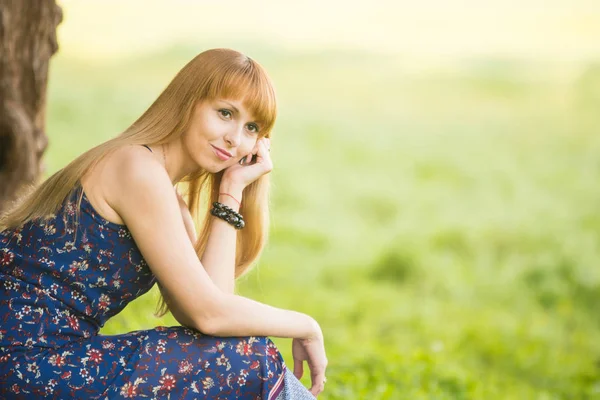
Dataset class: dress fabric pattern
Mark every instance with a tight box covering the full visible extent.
[0,185,315,399]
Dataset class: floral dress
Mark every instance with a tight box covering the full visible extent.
[0,184,315,399]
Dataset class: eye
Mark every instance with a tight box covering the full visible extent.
[247,123,259,134]
[218,109,232,119]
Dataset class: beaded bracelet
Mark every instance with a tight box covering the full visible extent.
[210,201,245,229]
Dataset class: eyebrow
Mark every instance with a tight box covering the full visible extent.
[222,100,240,115]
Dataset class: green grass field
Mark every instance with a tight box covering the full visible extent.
[45,44,600,399]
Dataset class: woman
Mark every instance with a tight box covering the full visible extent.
[0,48,327,399]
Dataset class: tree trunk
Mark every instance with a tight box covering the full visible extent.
[0,0,62,213]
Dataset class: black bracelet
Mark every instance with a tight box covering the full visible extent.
[210,202,245,229]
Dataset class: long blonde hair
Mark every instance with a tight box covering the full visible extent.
[0,48,277,317]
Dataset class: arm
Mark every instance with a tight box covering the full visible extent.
[171,184,238,312]
[197,181,242,294]
[175,189,235,293]
[162,193,204,327]
[107,149,319,340]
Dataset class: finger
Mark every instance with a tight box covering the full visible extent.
[309,383,325,397]
[246,139,263,163]
[293,359,304,380]
[255,138,271,162]
[244,151,256,165]
[240,143,257,165]
[309,371,326,397]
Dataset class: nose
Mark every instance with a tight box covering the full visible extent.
[223,124,243,148]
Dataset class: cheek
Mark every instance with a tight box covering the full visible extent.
[195,116,221,141]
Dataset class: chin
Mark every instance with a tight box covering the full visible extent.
[194,154,223,174]
[203,162,226,174]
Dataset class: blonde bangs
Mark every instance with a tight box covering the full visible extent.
[204,61,277,137]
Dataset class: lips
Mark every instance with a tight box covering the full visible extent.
[211,145,232,161]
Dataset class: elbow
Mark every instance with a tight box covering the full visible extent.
[193,294,230,336]
[195,317,220,336]
[211,280,235,295]
[195,313,229,336]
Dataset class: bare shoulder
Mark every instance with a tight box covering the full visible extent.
[104,145,168,203]
[102,145,179,223]
[80,145,163,225]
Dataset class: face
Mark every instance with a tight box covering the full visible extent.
[182,98,263,173]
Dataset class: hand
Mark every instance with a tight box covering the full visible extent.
[292,325,328,397]
[222,138,272,189]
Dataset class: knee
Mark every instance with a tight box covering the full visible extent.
[250,335,274,348]
[226,336,277,353]
[237,337,285,384]
[223,336,283,364]
[254,336,284,366]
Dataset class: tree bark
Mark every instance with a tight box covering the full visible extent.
[0,0,62,213]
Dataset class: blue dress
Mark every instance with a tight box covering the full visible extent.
[0,184,315,399]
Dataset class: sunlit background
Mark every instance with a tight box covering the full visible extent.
[47,1,600,398]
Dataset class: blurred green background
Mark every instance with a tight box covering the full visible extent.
[45,1,600,398]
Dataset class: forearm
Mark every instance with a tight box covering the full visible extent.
[199,181,244,294]
[204,293,320,340]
